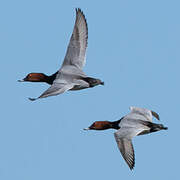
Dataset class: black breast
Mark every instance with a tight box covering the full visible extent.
[111,118,123,130]
[46,71,58,85]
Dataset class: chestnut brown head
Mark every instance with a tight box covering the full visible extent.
[84,121,113,131]
[18,73,48,83]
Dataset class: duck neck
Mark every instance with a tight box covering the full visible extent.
[110,119,121,130]
[45,71,58,85]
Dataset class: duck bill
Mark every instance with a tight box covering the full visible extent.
[18,79,25,82]
[83,127,90,130]
[18,77,28,82]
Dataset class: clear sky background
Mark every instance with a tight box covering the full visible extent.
[0,0,179,179]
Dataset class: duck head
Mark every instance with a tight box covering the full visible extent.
[84,121,120,130]
[18,73,47,82]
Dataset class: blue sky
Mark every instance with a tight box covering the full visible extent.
[0,0,179,179]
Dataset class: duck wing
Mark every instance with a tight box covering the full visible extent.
[114,127,144,170]
[128,106,160,122]
[29,82,74,101]
[61,8,88,71]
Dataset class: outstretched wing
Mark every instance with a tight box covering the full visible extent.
[114,127,143,170]
[128,107,160,122]
[29,83,74,101]
[114,136,135,170]
[61,8,88,70]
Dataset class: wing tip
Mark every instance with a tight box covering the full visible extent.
[127,151,135,170]
[28,97,37,101]
[73,7,88,50]
[151,110,160,120]
[75,8,81,13]
[75,8,84,17]
[129,161,135,170]
[75,8,87,25]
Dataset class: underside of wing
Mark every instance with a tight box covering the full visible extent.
[29,83,74,101]
[62,8,88,70]
[114,135,135,170]
[114,127,144,170]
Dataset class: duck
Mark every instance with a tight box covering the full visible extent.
[18,8,104,101]
[84,107,168,170]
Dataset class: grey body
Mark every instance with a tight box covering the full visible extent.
[29,8,103,101]
[114,107,167,170]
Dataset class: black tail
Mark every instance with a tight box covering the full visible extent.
[149,123,168,133]
[140,120,168,132]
